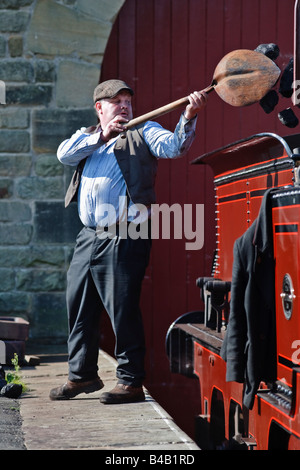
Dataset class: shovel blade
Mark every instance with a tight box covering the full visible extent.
[213,49,281,107]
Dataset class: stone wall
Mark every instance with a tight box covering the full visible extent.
[0,0,125,343]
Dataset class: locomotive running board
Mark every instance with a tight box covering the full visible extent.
[173,323,224,353]
[166,320,225,377]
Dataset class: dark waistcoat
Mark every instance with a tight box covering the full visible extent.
[65,124,158,208]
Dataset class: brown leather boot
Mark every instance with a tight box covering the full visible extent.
[99,383,145,404]
[49,377,104,400]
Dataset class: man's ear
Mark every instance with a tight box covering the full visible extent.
[95,101,102,113]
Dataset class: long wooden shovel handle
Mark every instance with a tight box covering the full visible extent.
[124,85,215,131]
[122,48,280,134]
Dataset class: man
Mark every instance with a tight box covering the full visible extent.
[50,79,207,404]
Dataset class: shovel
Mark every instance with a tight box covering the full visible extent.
[123,49,281,131]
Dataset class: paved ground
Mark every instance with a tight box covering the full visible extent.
[0,396,26,450]
[0,347,200,452]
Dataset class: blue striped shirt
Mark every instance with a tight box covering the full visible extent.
[57,114,197,227]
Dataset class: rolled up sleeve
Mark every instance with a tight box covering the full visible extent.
[143,113,197,159]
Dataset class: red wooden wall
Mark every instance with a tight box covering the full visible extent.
[100,0,298,439]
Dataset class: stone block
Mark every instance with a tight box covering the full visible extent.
[0,36,6,57]
[56,60,99,108]
[27,0,111,57]
[0,316,29,341]
[0,108,29,129]
[34,201,83,244]
[0,59,32,82]
[0,246,65,268]
[32,108,96,153]
[76,0,125,22]
[31,293,67,340]
[0,269,14,291]
[35,154,64,177]
[0,130,30,153]
[0,179,13,199]
[35,60,55,82]
[8,35,23,57]
[6,85,52,106]
[16,176,64,199]
[0,224,32,245]
[0,11,30,33]
[0,292,30,313]
[0,201,32,222]
[16,269,66,292]
[0,155,31,177]
[0,0,33,8]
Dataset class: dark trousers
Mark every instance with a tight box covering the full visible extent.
[66,226,151,386]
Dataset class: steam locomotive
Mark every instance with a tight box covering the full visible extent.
[166,132,300,450]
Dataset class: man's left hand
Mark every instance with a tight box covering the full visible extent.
[184,90,208,120]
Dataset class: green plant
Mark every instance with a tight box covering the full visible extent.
[5,353,27,392]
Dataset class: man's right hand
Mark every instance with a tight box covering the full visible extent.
[100,116,129,142]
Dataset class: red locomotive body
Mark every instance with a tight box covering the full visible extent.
[166,132,300,449]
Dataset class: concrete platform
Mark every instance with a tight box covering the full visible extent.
[18,349,200,451]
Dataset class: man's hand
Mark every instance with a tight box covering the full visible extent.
[184,90,208,120]
[100,116,129,142]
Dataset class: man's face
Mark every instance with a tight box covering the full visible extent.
[96,90,133,128]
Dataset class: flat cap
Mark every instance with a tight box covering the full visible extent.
[93,79,134,103]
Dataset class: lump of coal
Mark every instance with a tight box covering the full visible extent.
[278,108,299,128]
[260,90,279,113]
[255,43,280,61]
[279,58,293,98]
[0,365,5,380]
[0,383,22,398]
[0,365,6,388]
[0,378,6,388]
